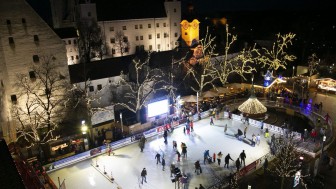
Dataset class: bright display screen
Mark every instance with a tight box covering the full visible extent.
[147,99,168,117]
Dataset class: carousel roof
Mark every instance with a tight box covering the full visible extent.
[238,96,267,115]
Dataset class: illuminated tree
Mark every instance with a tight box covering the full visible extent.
[115,53,170,122]
[113,30,130,57]
[257,33,297,70]
[183,28,218,95]
[269,135,301,189]
[307,53,319,86]
[214,24,258,87]
[11,55,68,149]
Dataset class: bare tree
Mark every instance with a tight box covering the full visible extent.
[113,30,130,57]
[269,135,302,189]
[257,33,297,70]
[11,55,68,149]
[77,19,104,63]
[183,28,218,96]
[115,54,170,122]
[214,24,258,87]
[307,53,319,86]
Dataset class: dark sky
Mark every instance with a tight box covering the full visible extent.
[185,0,336,12]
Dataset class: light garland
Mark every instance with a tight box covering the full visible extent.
[238,96,267,114]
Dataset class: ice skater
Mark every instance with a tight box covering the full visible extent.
[217,152,223,166]
[240,150,246,166]
[224,153,234,168]
[141,168,147,184]
[210,116,214,125]
[162,157,165,171]
[155,152,161,164]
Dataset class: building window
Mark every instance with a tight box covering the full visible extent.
[174,8,176,12]
[139,24,143,29]
[11,95,17,103]
[6,20,11,25]
[68,40,71,44]
[33,55,39,62]
[97,84,102,91]
[164,33,168,38]
[149,45,152,50]
[110,38,115,43]
[123,36,128,42]
[148,24,151,28]
[71,56,74,60]
[156,23,159,27]
[175,32,178,37]
[140,36,143,40]
[157,33,160,38]
[163,23,166,27]
[76,55,79,59]
[22,18,26,24]
[29,71,36,79]
[135,25,138,29]
[34,35,39,42]
[109,27,114,31]
[124,47,129,52]
[174,22,177,26]
[122,26,126,30]
[136,36,139,41]
[8,37,14,44]
[112,48,116,54]
[148,34,152,39]
[89,86,94,92]
[88,12,91,17]
[157,44,161,49]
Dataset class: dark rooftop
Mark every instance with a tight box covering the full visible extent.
[54,27,78,39]
[69,55,135,83]
[94,0,167,21]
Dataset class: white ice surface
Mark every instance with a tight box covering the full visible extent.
[49,117,270,189]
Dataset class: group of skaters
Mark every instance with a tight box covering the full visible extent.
[200,150,247,171]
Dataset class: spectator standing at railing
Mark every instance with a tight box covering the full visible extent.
[311,129,317,142]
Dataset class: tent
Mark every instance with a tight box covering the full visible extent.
[211,87,230,94]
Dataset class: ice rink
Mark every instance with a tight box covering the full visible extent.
[48,116,271,189]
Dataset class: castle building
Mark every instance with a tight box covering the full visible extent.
[0,0,69,142]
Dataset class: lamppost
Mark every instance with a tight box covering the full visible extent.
[196,92,199,115]
[321,135,326,155]
[292,66,295,77]
[120,113,123,138]
[176,95,181,118]
[81,120,89,150]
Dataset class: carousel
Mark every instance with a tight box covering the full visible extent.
[238,79,267,119]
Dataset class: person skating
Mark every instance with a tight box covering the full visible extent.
[141,168,147,184]
[203,150,210,164]
[235,158,241,171]
[252,133,256,147]
[244,126,248,138]
[170,163,175,177]
[240,150,246,166]
[173,140,177,150]
[256,134,261,145]
[224,153,234,168]
[217,152,223,166]
[265,127,269,138]
[163,129,168,144]
[176,150,181,162]
[155,152,161,164]
[139,135,146,152]
[213,152,216,163]
[210,116,214,125]
[224,124,227,134]
[162,157,166,171]
[194,160,202,174]
[182,143,187,158]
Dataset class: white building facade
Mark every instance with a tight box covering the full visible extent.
[0,0,69,142]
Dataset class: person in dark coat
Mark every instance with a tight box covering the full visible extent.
[263,158,268,174]
[155,152,161,164]
[139,136,146,152]
[199,184,205,189]
[235,158,241,171]
[141,168,147,184]
[176,150,181,162]
[224,153,234,168]
[194,160,201,174]
[162,157,166,171]
[203,150,210,164]
[240,150,246,166]
[163,129,168,143]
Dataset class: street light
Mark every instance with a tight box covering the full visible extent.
[196,92,199,115]
[81,120,88,134]
[120,112,123,137]
[292,66,295,77]
[321,135,326,155]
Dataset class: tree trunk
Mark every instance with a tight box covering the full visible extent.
[280,176,285,189]
[136,109,141,123]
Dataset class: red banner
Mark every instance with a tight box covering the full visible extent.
[237,161,256,179]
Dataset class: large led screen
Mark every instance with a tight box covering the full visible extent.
[147,99,168,117]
